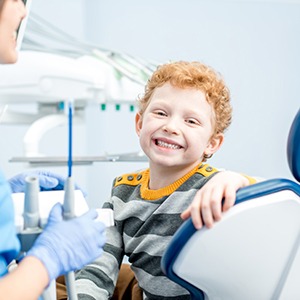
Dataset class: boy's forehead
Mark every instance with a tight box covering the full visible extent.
[151,85,212,110]
[154,82,205,94]
[151,82,207,102]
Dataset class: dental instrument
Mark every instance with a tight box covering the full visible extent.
[63,101,77,300]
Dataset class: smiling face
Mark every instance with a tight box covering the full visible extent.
[0,0,26,64]
[136,82,224,175]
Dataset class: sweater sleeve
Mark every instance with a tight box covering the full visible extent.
[75,198,124,300]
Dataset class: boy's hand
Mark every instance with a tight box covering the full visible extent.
[181,171,250,229]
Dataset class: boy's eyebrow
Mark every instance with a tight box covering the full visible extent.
[147,99,169,108]
[185,105,213,117]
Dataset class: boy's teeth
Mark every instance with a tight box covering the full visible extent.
[157,140,180,149]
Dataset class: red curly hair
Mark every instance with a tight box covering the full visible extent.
[137,61,232,137]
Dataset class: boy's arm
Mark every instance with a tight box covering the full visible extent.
[75,225,123,299]
[181,171,255,229]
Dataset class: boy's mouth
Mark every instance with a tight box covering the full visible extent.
[155,139,182,150]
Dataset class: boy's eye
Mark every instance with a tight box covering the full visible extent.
[186,119,199,125]
[155,111,167,117]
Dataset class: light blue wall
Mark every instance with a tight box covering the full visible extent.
[1,0,299,208]
[83,0,300,206]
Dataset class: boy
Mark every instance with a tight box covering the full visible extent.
[74,61,256,299]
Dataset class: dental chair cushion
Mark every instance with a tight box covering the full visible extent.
[161,179,300,300]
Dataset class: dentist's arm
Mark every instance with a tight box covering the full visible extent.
[0,203,106,300]
[0,256,48,300]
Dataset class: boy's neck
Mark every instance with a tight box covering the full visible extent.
[148,162,202,190]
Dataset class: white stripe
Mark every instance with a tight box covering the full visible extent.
[76,278,109,299]
[112,196,160,221]
[81,251,120,285]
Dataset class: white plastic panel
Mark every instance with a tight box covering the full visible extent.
[173,190,300,300]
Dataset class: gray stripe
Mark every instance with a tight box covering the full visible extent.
[132,266,189,297]
[120,214,182,237]
[124,232,172,256]
[112,189,197,223]
[89,251,119,282]
[76,250,120,287]
[154,189,197,213]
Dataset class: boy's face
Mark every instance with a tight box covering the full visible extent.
[136,82,223,171]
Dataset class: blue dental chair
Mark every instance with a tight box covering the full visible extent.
[161,109,300,300]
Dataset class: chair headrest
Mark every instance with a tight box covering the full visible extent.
[287,109,300,182]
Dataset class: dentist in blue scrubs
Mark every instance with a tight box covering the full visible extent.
[0,1,106,299]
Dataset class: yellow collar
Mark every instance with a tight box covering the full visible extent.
[140,163,217,200]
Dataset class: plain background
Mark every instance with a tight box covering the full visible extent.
[0,0,299,208]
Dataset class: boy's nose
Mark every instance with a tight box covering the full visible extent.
[162,119,180,135]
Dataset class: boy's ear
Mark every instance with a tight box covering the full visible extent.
[135,113,142,136]
[204,133,224,157]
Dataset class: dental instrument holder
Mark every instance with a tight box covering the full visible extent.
[18,176,42,252]
[63,177,75,220]
[63,176,78,300]
[17,176,55,300]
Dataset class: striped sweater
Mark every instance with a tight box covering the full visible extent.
[75,163,219,299]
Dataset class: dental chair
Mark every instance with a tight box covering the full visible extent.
[161,109,300,300]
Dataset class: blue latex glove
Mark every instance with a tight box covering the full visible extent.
[8,170,87,197]
[27,203,106,281]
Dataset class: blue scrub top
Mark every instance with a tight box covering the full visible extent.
[0,170,20,277]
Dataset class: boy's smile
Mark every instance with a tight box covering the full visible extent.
[154,137,183,150]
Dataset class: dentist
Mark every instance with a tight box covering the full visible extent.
[0,1,106,299]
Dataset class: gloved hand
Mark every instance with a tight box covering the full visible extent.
[8,170,87,196]
[27,203,106,281]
